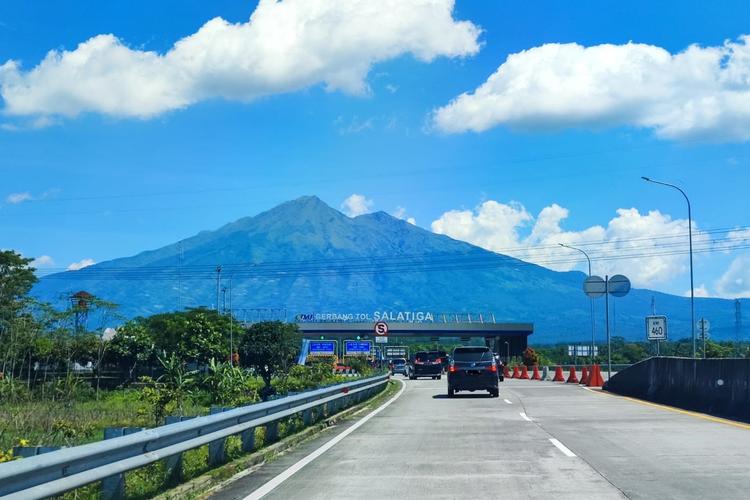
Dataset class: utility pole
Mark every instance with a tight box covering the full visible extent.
[229,277,234,365]
[178,241,183,311]
[605,275,611,380]
[736,299,742,357]
[215,266,222,311]
[652,296,660,356]
[221,287,227,314]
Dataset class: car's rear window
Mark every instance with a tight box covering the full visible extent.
[415,351,440,361]
[453,348,493,362]
[392,359,406,365]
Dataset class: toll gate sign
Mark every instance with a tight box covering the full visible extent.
[344,340,372,356]
[374,321,389,336]
[385,346,408,358]
[646,316,668,340]
[308,340,336,357]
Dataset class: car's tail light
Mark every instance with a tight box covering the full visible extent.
[415,360,423,365]
[449,364,457,373]
[435,358,442,364]
[488,364,497,373]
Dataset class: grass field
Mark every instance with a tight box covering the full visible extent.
[0,389,209,451]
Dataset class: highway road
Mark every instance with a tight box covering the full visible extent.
[210,377,750,500]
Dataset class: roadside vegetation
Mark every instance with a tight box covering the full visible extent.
[531,338,750,367]
[392,335,747,369]
[0,250,374,459]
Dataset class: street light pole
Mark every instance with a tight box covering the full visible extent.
[641,177,696,358]
[229,277,234,365]
[560,243,596,362]
[504,341,510,365]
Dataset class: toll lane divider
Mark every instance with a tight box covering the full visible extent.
[604,357,750,421]
[0,374,389,499]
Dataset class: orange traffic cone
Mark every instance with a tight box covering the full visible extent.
[503,365,511,379]
[552,366,565,382]
[520,365,530,379]
[566,366,579,384]
[511,366,520,378]
[579,366,590,385]
[587,364,604,387]
[531,365,541,380]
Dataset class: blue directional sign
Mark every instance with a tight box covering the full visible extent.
[308,340,336,356]
[344,340,372,356]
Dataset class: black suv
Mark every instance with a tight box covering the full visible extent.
[447,346,499,397]
[409,351,443,380]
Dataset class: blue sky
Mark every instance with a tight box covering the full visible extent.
[1,0,749,297]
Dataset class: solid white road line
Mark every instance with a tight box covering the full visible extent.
[519,412,532,422]
[242,379,406,500]
[503,399,513,404]
[549,438,577,457]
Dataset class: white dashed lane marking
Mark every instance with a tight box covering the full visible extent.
[549,438,577,457]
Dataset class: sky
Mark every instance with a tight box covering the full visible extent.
[1,0,749,298]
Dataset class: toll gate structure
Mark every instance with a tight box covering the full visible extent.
[298,320,533,359]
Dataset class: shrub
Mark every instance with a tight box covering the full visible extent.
[0,377,32,403]
[138,353,197,425]
[200,358,262,406]
[522,347,540,367]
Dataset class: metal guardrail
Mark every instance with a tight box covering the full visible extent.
[0,373,389,499]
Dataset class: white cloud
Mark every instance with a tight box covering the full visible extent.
[432,36,750,142]
[335,115,374,134]
[721,228,750,252]
[393,206,416,225]
[341,194,373,217]
[432,200,534,250]
[3,188,59,204]
[0,0,480,120]
[5,191,32,204]
[431,199,708,287]
[67,258,95,271]
[715,255,750,298]
[687,284,711,298]
[31,255,55,268]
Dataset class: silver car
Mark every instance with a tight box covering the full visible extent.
[389,358,408,375]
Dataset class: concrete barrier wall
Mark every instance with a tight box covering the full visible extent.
[604,357,750,422]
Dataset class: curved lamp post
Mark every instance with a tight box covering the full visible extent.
[560,243,596,361]
[642,177,695,358]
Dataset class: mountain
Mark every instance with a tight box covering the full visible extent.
[32,196,747,343]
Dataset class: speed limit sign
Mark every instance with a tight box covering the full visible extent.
[374,321,389,336]
[646,316,668,340]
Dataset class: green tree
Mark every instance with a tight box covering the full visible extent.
[107,319,156,376]
[238,321,300,399]
[704,340,733,359]
[146,308,234,364]
[0,250,37,323]
[0,251,39,377]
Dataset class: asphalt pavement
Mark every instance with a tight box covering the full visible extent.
[210,376,750,500]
